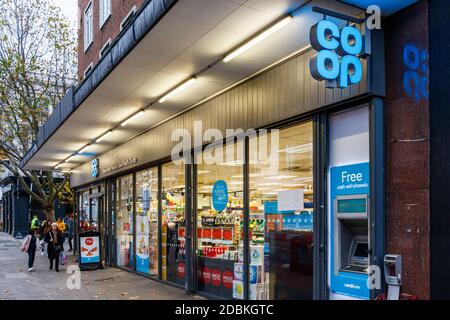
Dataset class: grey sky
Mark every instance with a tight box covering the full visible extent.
[52,0,78,29]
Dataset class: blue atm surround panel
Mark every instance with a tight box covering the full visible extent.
[330,162,370,299]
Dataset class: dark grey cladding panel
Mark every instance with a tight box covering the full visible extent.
[59,86,74,120]
[37,127,44,148]
[74,75,93,108]
[52,103,62,127]
[19,144,37,168]
[42,102,61,141]
[111,27,135,66]
[91,53,113,88]
[134,0,175,40]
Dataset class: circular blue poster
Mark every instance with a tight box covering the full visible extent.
[212,180,228,212]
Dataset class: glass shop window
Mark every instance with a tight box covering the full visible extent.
[161,162,186,285]
[116,174,134,270]
[248,122,314,300]
[135,167,159,277]
[196,140,244,299]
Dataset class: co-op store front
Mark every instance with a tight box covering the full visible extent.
[21,0,429,300]
[71,0,384,299]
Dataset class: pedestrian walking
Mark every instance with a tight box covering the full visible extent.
[45,223,65,272]
[56,217,66,233]
[30,215,40,231]
[64,213,74,252]
[40,220,52,256]
[21,229,38,272]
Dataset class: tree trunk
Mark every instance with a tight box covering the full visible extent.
[43,203,55,221]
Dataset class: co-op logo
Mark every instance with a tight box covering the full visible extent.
[309,20,365,88]
[91,158,99,178]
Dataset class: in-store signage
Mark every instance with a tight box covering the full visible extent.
[309,20,365,88]
[91,158,99,178]
[212,180,228,212]
[222,270,233,289]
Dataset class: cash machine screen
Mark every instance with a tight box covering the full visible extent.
[354,242,368,259]
[340,239,369,273]
[337,198,367,214]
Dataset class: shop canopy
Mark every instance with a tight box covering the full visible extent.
[21,0,417,171]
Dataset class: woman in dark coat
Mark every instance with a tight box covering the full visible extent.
[45,223,65,272]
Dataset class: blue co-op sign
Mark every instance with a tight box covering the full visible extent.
[91,158,99,178]
[310,20,365,88]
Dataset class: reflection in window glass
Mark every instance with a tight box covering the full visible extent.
[90,197,99,231]
[162,162,185,285]
[79,190,90,231]
[136,167,159,276]
[249,122,314,300]
[196,141,244,299]
[116,175,134,269]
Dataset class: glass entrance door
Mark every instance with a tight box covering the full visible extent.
[115,175,134,270]
[95,196,107,265]
[161,162,186,285]
[248,122,314,300]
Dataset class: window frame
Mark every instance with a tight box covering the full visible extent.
[99,38,111,58]
[83,62,94,79]
[99,0,112,29]
[83,1,94,52]
[120,5,137,31]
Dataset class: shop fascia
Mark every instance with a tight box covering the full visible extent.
[171,121,281,170]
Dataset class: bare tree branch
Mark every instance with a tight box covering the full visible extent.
[0,0,76,219]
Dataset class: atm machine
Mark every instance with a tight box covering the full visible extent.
[334,195,369,275]
[329,163,371,300]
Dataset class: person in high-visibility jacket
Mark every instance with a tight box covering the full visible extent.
[56,217,66,233]
[30,215,39,231]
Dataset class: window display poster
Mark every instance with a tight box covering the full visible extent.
[80,235,100,264]
[278,189,304,212]
[212,180,228,212]
[136,215,150,273]
[264,201,295,214]
[143,186,151,212]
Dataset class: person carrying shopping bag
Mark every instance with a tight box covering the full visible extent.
[44,223,65,272]
[39,220,52,256]
[21,229,38,272]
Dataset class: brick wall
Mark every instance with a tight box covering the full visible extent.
[385,0,430,299]
[77,0,146,81]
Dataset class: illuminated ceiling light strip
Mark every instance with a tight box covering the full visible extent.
[121,110,145,127]
[64,156,74,163]
[95,130,113,143]
[223,15,294,63]
[54,163,63,169]
[78,145,91,154]
[159,77,197,103]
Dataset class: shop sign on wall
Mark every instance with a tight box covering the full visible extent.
[309,20,366,88]
[102,158,137,174]
[91,158,99,178]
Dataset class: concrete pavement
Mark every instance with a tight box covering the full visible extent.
[0,232,203,300]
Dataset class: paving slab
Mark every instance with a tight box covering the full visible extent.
[0,232,204,300]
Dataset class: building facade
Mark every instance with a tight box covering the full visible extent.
[78,0,145,82]
[21,0,450,299]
